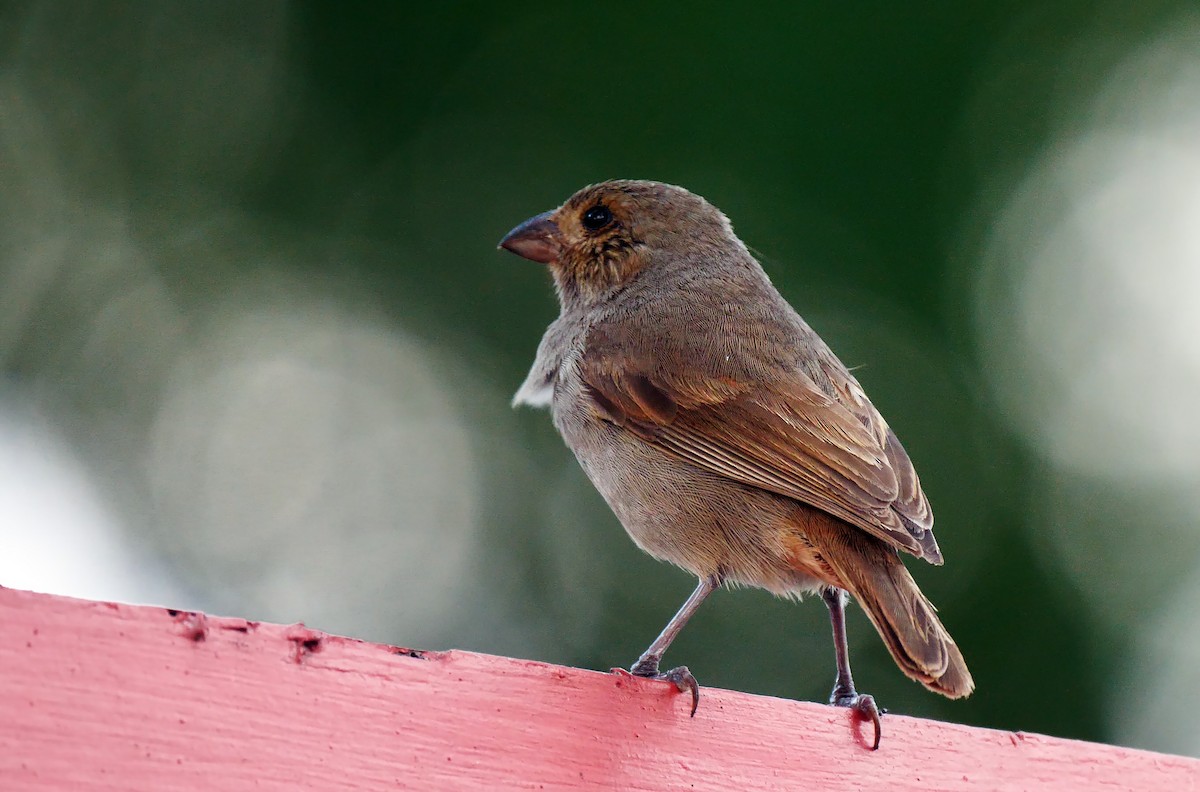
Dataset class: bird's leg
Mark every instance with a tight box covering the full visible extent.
[627,572,723,716]
[822,586,884,750]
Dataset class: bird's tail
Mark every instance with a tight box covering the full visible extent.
[811,523,975,699]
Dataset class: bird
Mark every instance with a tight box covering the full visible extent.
[498,179,973,749]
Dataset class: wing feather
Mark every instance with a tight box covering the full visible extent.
[581,334,942,563]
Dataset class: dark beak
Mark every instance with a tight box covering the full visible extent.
[498,211,562,264]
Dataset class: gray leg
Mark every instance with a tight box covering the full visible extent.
[629,572,723,716]
[822,586,883,749]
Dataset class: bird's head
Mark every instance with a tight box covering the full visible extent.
[498,180,741,308]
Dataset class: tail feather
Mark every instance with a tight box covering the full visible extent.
[853,561,974,699]
[808,520,974,699]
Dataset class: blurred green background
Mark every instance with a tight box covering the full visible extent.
[3,1,1200,757]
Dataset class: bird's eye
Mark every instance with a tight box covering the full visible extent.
[582,205,613,231]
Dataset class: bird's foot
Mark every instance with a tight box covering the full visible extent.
[623,659,701,717]
[831,691,884,750]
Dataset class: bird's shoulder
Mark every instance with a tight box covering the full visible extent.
[584,264,826,399]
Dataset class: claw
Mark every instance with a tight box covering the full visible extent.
[660,666,700,717]
[833,692,883,750]
[628,662,701,716]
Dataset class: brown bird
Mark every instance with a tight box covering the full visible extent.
[499,180,973,749]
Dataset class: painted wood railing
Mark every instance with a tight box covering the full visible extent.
[1,586,1195,791]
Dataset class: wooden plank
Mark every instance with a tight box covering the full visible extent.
[0,586,1195,791]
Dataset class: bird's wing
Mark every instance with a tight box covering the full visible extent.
[579,327,941,563]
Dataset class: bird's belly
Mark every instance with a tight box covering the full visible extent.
[554,402,829,596]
